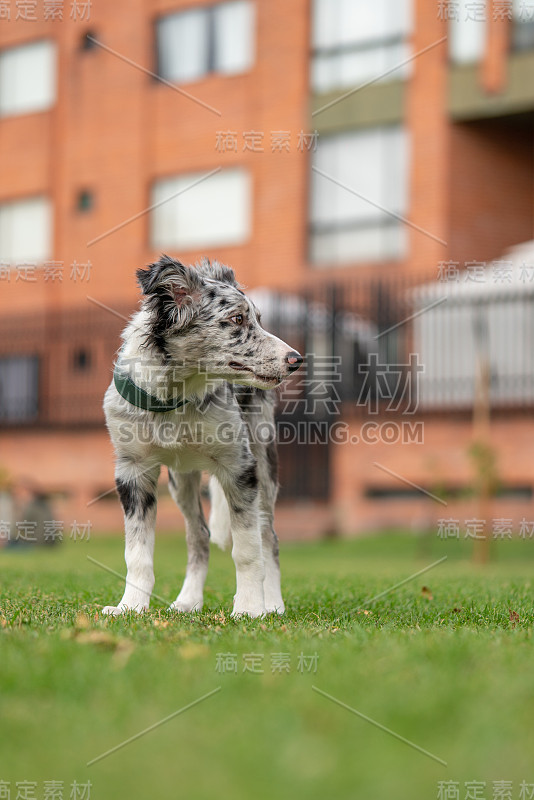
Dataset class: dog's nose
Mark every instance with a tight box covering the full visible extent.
[286,351,303,373]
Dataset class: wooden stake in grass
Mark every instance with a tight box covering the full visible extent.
[471,306,497,565]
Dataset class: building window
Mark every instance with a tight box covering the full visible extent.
[0,197,52,263]
[512,0,534,50]
[309,126,409,265]
[150,167,251,249]
[156,1,255,84]
[0,40,56,117]
[0,356,39,423]
[311,0,412,93]
[449,0,487,64]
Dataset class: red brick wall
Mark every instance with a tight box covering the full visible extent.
[331,415,534,537]
[449,118,534,265]
[0,0,312,317]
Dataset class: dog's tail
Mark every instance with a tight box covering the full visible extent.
[208,476,232,551]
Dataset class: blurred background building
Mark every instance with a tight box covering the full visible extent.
[0,0,533,538]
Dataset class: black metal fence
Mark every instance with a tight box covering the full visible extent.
[1,274,533,500]
[0,302,130,426]
[251,276,534,499]
[260,277,534,417]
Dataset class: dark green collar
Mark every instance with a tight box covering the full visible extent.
[113,363,189,413]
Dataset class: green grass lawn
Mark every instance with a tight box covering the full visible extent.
[1,532,534,800]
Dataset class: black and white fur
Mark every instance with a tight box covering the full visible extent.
[102,255,302,618]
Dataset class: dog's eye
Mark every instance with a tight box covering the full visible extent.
[231,314,244,325]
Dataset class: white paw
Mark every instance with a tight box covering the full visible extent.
[265,600,285,615]
[231,597,266,619]
[101,603,148,616]
[101,605,124,616]
[169,597,203,613]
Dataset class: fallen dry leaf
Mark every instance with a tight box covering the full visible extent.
[73,630,136,666]
[509,609,520,628]
[421,586,433,601]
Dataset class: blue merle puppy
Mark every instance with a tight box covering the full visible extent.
[102,255,302,618]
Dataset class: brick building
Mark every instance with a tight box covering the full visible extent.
[0,0,533,538]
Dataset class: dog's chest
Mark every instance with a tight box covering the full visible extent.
[144,411,225,473]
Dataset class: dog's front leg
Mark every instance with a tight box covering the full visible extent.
[216,459,265,618]
[102,463,160,616]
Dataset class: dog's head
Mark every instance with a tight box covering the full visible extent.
[136,255,302,389]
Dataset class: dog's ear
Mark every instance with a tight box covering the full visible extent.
[137,255,204,297]
[137,255,205,331]
[196,257,240,288]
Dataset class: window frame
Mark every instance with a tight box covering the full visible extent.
[0,38,57,118]
[0,354,40,424]
[154,0,255,85]
[308,124,409,266]
[511,0,534,52]
[149,165,252,250]
[310,0,412,93]
[447,0,488,64]
[0,195,53,265]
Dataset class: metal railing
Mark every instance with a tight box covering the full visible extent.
[2,277,533,424]
[1,275,532,500]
